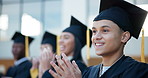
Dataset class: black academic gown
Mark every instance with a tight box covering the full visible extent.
[82,55,148,78]
[42,60,87,78]
[5,60,32,78]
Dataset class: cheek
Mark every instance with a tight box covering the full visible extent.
[91,35,96,45]
[66,40,75,51]
[91,36,94,42]
[106,35,121,48]
[67,40,74,47]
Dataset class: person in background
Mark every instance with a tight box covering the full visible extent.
[42,16,92,78]
[5,32,34,78]
[39,31,57,78]
[48,0,148,78]
[30,31,57,78]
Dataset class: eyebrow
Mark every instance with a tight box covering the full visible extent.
[92,27,96,29]
[92,25,111,29]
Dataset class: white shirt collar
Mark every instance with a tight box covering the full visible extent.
[67,56,73,60]
[14,57,28,66]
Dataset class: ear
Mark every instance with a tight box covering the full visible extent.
[121,31,131,43]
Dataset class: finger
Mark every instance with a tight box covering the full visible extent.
[62,53,74,68]
[61,53,76,73]
[42,52,46,59]
[50,61,63,75]
[40,52,44,60]
[52,54,56,61]
[49,51,54,58]
[45,52,50,59]
[55,55,68,72]
[49,69,61,78]
[72,60,81,72]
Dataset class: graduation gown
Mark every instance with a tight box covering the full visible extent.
[5,60,32,78]
[82,55,148,78]
[42,60,87,78]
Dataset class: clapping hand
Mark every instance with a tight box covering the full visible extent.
[49,53,82,78]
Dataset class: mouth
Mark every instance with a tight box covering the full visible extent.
[60,45,65,51]
[94,42,104,48]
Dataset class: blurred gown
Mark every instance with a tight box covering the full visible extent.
[82,55,148,78]
[5,59,32,78]
[42,60,87,78]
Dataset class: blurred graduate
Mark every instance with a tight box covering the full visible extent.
[48,0,148,78]
[29,31,57,78]
[43,16,92,78]
[5,32,34,78]
[39,31,57,78]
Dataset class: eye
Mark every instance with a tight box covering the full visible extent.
[92,30,97,34]
[64,35,69,39]
[103,29,109,32]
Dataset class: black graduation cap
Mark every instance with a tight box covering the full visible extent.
[94,0,147,39]
[41,31,57,53]
[63,16,92,47]
[12,32,34,44]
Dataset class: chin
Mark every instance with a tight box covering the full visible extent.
[95,50,104,56]
[60,51,66,54]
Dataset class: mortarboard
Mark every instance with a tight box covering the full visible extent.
[94,0,147,39]
[41,31,57,53]
[12,32,34,44]
[63,16,92,47]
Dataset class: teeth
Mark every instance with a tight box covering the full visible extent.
[96,43,103,46]
[60,45,64,48]
[60,46,65,50]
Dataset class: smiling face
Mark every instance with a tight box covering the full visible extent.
[59,32,75,56]
[92,20,130,56]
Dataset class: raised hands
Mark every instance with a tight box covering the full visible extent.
[39,47,55,78]
[49,53,82,78]
[31,57,39,70]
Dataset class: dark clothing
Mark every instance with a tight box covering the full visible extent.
[42,60,87,78]
[0,73,3,78]
[5,60,32,78]
[82,55,148,78]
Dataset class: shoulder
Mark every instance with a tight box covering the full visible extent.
[75,60,87,73]
[124,56,148,68]
[122,56,148,78]
[17,60,32,70]
[82,65,100,77]
[22,60,32,66]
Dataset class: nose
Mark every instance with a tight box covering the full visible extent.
[59,38,64,45]
[92,32,102,41]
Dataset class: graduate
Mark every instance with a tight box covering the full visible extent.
[44,16,92,78]
[5,32,34,78]
[39,31,57,78]
[48,0,148,78]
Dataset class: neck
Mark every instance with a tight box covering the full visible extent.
[101,51,123,66]
[66,51,74,56]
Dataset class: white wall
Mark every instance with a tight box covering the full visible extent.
[61,0,87,29]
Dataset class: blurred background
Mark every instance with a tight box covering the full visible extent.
[0,0,148,75]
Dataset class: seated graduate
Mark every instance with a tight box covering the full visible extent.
[43,16,92,78]
[48,0,148,78]
[58,16,92,72]
[5,32,34,78]
[30,31,57,78]
[39,31,57,78]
